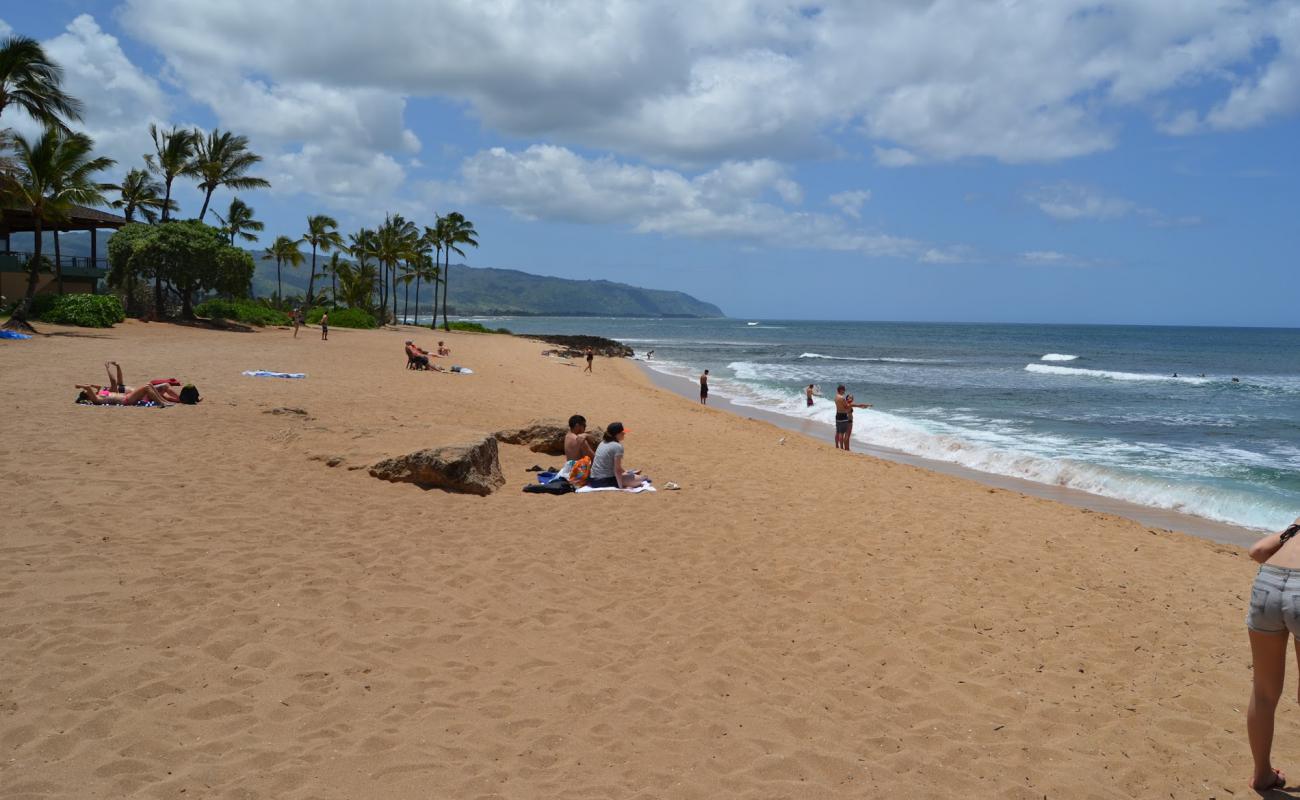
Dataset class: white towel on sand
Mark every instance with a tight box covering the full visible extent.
[575,482,656,494]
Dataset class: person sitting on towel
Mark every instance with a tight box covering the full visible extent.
[588,422,648,489]
[565,414,596,461]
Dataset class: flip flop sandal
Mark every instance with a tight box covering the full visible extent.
[525,465,543,472]
[1250,768,1286,791]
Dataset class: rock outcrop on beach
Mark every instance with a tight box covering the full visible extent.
[369,436,505,495]
[495,420,603,455]
[528,335,633,358]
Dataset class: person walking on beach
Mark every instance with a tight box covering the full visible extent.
[699,370,709,405]
[320,312,329,341]
[584,347,594,374]
[292,308,301,338]
[1244,516,1300,792]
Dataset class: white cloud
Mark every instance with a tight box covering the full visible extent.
[1026,183,1135,221]
[829,189,871,219]
[1019,250,1107,268]
[1025,181,1202,227]
[116,0,1300,167]
[457,144,952,261]
[22,16,170,170]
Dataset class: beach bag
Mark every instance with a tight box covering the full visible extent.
[569,456,591,487]
[523,479,574,495]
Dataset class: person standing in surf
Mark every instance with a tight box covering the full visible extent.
[806,383,818,408]
[844,392,872,452]
[834,385,871,451]
[699,370,709,405]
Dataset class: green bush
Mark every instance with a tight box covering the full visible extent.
[35,294,125,328]
[446,321,512,334]
[306,307,377,329]
[195,298,290,327]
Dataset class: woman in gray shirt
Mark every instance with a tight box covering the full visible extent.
[588,422,648,489]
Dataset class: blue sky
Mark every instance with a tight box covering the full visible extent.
[5,2,1299,325]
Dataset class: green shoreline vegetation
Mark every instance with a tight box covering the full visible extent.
[0,32,479,334]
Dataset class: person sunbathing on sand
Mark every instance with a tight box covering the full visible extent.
[102,362,185,401]
[76,383,170,406]
[588,422,648,489]
[1244,515,1300,792]
[565,414,596,461]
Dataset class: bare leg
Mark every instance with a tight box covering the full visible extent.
[105,362,125,390]
[123,384,168,406]
[1248,629,1289,788]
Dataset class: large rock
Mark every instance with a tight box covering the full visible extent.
[495,420,602,456]
[369,436,504,495]
[527,335,633,358]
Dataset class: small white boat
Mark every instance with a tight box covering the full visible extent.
[747,321,759,326]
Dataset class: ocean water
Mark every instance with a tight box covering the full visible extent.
[482,317,1300,532]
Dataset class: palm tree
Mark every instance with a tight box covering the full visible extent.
[334,257,377,311]
[372,215,415,325]
[428,222,449,329]
[3,127,114,325]
[211,197,263,245]
[265,234,303,305]
[412,252,439,326]
[144,124,197,223]
[0,35,83,131]
[325,251,343,306]
[301,214,343,307]
[191,129,269,222]
[438,212,478,331]
[109,167,170,223]
[348,227,378,309]
[144,124,198,316]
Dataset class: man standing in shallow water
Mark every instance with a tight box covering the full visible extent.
[699,369,709,405]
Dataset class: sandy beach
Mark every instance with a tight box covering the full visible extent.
[0,320,1286,798]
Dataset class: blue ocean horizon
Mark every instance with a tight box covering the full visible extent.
[457,316,1300,531]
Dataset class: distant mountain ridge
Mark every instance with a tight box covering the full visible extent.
[28,231,724,318]
[249,256,724,318]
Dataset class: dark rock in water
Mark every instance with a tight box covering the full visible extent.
[527,335,633,358]
[495,420,603,456]
[369,436,505,495]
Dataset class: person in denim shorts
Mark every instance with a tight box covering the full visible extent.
[1245,516,1300,792]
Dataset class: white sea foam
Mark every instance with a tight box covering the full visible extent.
[642,358,1292,530]
[798,352,947,364]
[1040,353,1079,361]
[1025,364,1214,384]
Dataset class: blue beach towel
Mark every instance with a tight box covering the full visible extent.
[242,370,307,379]
[0,330,31,340]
